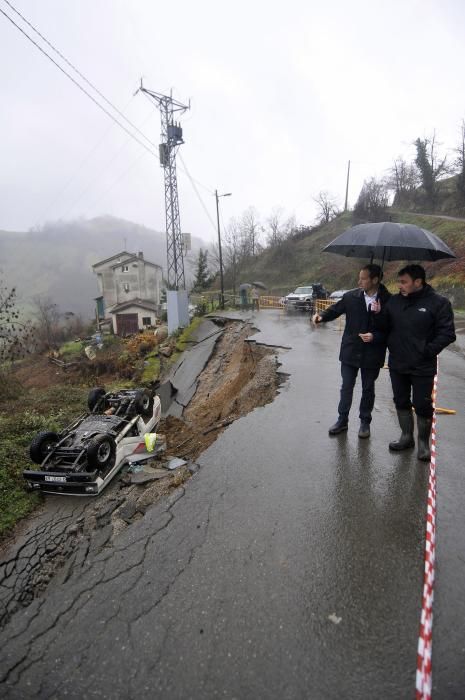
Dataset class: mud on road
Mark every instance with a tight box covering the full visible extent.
[0,319,286,631]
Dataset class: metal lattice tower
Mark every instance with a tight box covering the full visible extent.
[139,84,190,289]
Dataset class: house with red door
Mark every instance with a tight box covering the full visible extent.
[92,251,163,335]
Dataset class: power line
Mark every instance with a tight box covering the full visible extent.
[1,1,220,232]
[2,0,157,150]
[178,154,217,233]
[57,107,157,219]
[0,6,159,159]
[39,94,138,222]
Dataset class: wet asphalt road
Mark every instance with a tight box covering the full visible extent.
[1,309,464,699]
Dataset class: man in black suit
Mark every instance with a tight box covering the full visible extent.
[312,264,390,438]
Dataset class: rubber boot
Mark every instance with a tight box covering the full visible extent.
[417,416,433,462]
[389,409,415,451]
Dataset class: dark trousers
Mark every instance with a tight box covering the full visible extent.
[338,363,380,423]
[389,370,434,418]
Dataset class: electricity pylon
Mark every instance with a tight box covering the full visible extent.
[139,82,190,289]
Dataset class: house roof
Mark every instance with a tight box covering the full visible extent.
[92,251,133,269]
[109,255,162,271]
[110,298,159,314]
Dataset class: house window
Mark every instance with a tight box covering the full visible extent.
[122,265,129,272]
[142,317,151,326]
[123,283,130,293]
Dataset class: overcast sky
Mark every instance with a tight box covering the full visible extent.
[1,0,465,245]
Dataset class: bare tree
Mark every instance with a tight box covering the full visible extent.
[266,207,285,247]
[222,217,241,298]
[33,295,61,350]
[265,208,298,247]
[0,279,34,360]
[414,131,450,207]
[387,157,419,204]
[354,177,390,221]
[313,191,340,224]
[240,207,261,257]
[454,119,465,201]
[63,311,87,339]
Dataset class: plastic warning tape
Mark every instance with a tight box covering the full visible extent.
[415,369,438,699]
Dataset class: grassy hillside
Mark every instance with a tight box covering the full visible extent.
[233,210,465,305]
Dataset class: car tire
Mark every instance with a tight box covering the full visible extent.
[29,431,59,464]
[86,434,116,472]
[88,387,106,412]
[134,389,154,418]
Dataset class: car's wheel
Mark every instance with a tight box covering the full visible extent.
[87,387,106,412]
[86,434,116,472]
[29,431,59,464]
[134,389,154,418]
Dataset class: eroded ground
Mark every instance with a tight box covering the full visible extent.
[0,319,285,632]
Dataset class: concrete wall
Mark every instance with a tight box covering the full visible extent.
[111,305,157,334]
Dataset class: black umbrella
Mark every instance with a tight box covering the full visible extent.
[251,281,267,289]
[323,222,456,263]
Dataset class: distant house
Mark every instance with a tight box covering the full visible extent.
[92,251,163,335]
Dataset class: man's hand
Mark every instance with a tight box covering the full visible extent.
[370,300,381,314]
[312,313,322,324]
[359,332,374,343]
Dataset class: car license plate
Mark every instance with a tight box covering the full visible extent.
[44,476,67,483]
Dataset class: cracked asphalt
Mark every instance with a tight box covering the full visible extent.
[1,309,464,699]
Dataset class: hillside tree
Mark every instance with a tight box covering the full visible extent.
[454,119,465,201]
[313,191,340,224]
[33,295,62,350]
[240,207,261,257]
[353,177,389,221]
[387,157,419,204]
[192,248,212,291]
[414,132,449,207]
[223,218,241,297]
[266,208,296,247]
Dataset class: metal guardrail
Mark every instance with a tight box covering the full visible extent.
[258,295,285,309]
[314,299,336,313]
[314,298,344,330]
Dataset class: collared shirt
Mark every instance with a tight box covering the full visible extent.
[364,291,377,310]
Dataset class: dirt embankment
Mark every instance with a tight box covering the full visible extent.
[162,320,283,460]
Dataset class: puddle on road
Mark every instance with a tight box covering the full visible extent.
[0,319,287,629]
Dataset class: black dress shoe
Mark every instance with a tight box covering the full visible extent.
[358,422,370,439]
[328,418,348,435]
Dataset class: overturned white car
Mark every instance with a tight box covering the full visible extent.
[23,388,162,496]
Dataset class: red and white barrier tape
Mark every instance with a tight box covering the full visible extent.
[416,369,438,699]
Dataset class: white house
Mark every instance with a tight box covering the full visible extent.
[92,251,163,335]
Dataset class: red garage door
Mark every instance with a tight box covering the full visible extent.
[116,313,138,336]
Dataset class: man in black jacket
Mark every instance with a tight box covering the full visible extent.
[312,264,391,438]
[382,264,455,461]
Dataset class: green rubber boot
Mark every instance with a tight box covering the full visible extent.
[389,409,415,451]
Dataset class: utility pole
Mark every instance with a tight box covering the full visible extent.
[215,190,232,310]
[344,159,351,211]
[139,82,190,290]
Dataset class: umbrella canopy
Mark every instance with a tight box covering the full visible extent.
[251,281,267,289]
[323,222,456,262]
[239,283,252,291]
